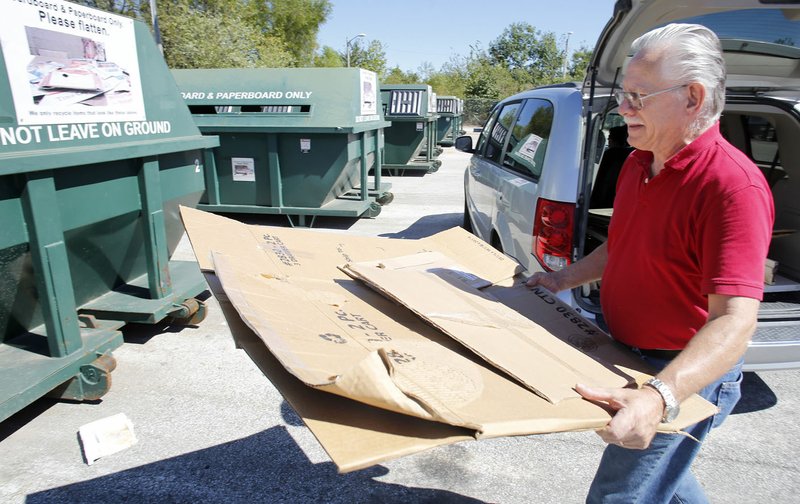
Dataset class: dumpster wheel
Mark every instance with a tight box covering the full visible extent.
[376,191,394,206]
[365,202,382,218]
[168,298,208,325]
[49,352,117,402]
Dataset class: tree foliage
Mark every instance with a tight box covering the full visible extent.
[383,67,421,85]
[74,2,592,116]
[74,0,330,68]
[158,3,294,68]
[345,39,388,76]
[488,22,570,87]
[313,46,345,68]
[245,0,332,66]
[568,46,594,81]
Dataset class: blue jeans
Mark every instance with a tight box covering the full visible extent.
[586,354,744,504]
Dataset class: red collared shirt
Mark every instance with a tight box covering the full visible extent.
[600,123,774,350]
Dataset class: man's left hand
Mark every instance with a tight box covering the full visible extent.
[576,383,665,449]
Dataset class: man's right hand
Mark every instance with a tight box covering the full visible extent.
[525,271,564,293]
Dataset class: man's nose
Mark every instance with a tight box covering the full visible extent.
[618,98,636,115]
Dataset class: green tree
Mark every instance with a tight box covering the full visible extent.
[77,0,145,17]
[568,46,593,80]
[488,22,567,87]
[313,46,345,67]
[246,0,332,66]
[383,66,421,85]
[346,39,388,76]
[159,3,293,68]
[74,1,329,69]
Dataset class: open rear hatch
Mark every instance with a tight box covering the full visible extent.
[579,0,800,370]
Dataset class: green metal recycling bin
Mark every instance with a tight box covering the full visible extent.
[173,68,393,227]
[0,1,218,422]
[436,96,464,147]
[380,84,441,175]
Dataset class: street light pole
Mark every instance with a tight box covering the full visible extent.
[346,33,367,67]
[563,31,573,78]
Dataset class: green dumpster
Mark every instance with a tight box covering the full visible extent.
[0,1,218,422]
[380,84,441,175]
[436,96,465,147]
[173,68,392,227]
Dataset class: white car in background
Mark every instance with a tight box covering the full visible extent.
[457,0,800,371]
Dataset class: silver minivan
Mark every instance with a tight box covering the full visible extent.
[458,0,800,371]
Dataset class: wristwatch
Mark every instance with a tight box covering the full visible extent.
[644,378,680,423]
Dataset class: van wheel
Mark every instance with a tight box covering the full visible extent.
[462,201,474,233]
[491,234,504,253]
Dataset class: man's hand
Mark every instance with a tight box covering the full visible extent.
[525,242,608,293]
[525,271,564,293]
[576,383,666,449]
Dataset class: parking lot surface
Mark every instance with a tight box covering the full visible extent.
[1,147,798,503]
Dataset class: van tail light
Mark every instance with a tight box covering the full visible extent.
[532,198,575,271]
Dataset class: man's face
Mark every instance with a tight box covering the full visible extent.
[619,52,691,159]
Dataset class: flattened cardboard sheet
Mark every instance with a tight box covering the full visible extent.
[341,252,632,403]
[180,207,718,472]
[205,273,472,473]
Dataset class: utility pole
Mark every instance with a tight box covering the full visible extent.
[346,33,366,67]
[563,31,573,78]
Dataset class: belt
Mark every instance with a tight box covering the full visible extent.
[626,346,682,360]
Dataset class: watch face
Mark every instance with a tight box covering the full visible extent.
[646,378,680,423]
[664,405,680,423]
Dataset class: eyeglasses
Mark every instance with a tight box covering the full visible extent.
[613,84,688,111]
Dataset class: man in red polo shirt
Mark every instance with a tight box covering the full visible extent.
[527,24,774,503]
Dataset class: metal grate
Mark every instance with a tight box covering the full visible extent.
[752,322,800,343]
[389,90,423,115]
[261,105,292,113]
[437,98,457,113]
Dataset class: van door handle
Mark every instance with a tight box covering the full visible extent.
[497,194,509,209]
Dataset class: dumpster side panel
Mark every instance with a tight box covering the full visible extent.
[157,150,207,256]
[383,123,425,165]
[56,152,204,307]
[204,133,272,207]
[278,133,359,207]
[0,243,41,343]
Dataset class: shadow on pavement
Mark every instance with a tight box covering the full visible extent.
[731,372,778,414]
[378,213,463,239]
[24,426,486,504]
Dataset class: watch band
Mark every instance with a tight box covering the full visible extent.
[645,377,680,423]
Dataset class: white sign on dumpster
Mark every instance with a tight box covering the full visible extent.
[359,69,377,116]
[0,0,146,126]
[232,157,255,182]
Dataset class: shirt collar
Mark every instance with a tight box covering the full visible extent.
[628,122,721,174]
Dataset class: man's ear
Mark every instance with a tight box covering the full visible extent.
[686,82,705,113]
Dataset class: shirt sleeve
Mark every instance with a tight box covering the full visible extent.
[699,184,774,300]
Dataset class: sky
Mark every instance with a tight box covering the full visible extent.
[316,0,618,72]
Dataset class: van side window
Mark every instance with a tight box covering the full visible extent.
[500,99,554,179]
[720,114,785,187]
[475,107,500,156]
[484,102,522,163]
[746,116,784,187]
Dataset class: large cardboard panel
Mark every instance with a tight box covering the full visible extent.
[204,273,473,473]
[341,252,632,403]
[180,207,718,471]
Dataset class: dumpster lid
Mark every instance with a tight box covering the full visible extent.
[380,84,438,119]
[0,0,217,175]
[172,68,391,133]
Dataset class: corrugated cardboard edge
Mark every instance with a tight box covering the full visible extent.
[181,208,718,468]
[210,251,444,422]
[204,272,474,473]
[340,253,633,403]
[485,282,720,434]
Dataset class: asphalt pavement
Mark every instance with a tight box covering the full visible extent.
[1,145,798,503]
